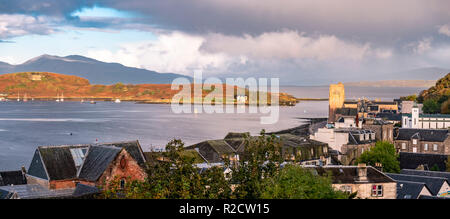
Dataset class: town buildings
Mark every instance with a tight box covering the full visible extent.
[26,141,147,190]
[305,164,397,199]
[1,140,147,199]
[394,129,450,154]
[387,173,450,198]
[399,152,449,171]
[186,132,333,166]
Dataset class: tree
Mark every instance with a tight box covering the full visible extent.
[430,164,440,172]
[261,165,351,199]
[231,130,283,199]
[98,139,232,199]
[422,99,440,114]
[356,141,400,173]
[401,94,417,101]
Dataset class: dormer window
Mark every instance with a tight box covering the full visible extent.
[412,139,417,145]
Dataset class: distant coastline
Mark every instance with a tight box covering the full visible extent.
[343,80,435,88]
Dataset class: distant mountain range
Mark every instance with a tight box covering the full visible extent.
[0,55,191,85]
[0,55,448,86]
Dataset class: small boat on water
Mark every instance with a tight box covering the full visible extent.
[90,101,96,104]
[114,99,121,103]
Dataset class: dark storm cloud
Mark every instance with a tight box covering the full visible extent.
[2,0,450,43]
[0,0,91,16]
[90,0,450,42]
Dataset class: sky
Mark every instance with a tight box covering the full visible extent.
[1,0,450,85]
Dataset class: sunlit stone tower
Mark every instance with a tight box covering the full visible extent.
[328,83,345,123]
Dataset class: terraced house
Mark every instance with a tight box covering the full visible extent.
[394,129,450,154]
[186,132,332,165]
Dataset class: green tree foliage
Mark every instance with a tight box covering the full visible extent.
[356,141,400,173]
[422,99,441,114]
[98,139,231,199]
[430,164,440,172]
[440,99,450,114]
[400,94,417,101]
[261,165,351,199]
[99,130,353,199]
[231,130,283,199]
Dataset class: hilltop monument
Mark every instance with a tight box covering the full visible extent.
[328,83,345,123]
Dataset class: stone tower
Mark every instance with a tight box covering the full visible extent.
[328,83,345,123]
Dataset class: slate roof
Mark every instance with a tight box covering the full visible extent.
[187,133,330,163]
[0,184,75,199]
[98,140,146,166]
[0,171,27,186]
[396,180,430,199]
[38,145,88,180]
[375,113,402,121]
[224,132,250,139]
[386,173,448,196]
[72,183,100,198]
[335,108,358,117]
[29,140,147,181]
[418,195,450,199]
[399,152,448,171]
[204,140,236,154]
[77,146,122,182]
[402,113,450,118]
[400,169,450,182]
[307,166,395,184]
[395,129,449,142]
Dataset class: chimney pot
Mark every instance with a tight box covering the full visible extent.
[357,163,368,182]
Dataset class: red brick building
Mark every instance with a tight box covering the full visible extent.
[26,141,147,190]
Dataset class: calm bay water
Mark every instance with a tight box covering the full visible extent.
[0,86,424,171]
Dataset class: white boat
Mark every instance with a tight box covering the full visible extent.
[114,99,121,103]
[60,93,64,102]
[23,93,28,102]
[56,93,60,102]
[17,92,20,102]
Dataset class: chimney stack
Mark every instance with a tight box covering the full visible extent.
[375,162,383,172]
[356,163,368,182]
[21,165,27,175]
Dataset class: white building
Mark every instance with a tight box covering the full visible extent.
[335,116,362,129]
[402,105,450,129]
[310,126,375,152]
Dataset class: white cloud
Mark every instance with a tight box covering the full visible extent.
[439,24,450,37]
[412,37,433,54]
[85,30,396,77]
[86,32,230,75]
[373,48,393,59]
[201,31,371,61]
[0,14,58,38]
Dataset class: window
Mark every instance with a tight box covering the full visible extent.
[120,179,126,189]
[412,139,417,145]
[424,144,428,151]
[412,147,417,153]
[340,185,352,193]
[433,144,438,151]
[371,185,383,197]
[401,143,406,150]
[120,156,127,169]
